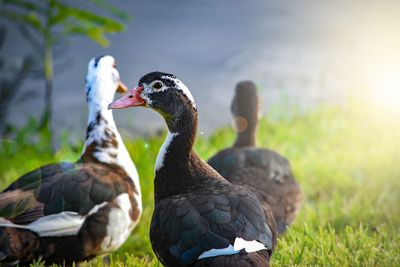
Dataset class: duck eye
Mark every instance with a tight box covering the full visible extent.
[152,81,164,90]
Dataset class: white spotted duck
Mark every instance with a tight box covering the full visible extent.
[207,81,301,234]
[109,72,277,267]
[0,55,142,266]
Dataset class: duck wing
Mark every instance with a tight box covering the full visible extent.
[150,179,276,267]
[0,162,134,236]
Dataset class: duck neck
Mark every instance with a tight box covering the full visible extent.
[234,123,257,147]
[81,102,119,163]
[154,106,205,201]
[81,102,141,198]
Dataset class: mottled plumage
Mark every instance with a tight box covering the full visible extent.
[0,55,141,266]
[208,81,301,234]
[0,163,138,263]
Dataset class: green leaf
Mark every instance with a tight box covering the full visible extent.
[62,6,125,33]
[62,24,87,36]
[62,22,109,47]
[90,0,131,21]
[87,27,109,46]
[48,9,68,26]
[25,12,42,30]
[89,0,131,21]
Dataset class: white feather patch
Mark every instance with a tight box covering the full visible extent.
[198,244,237,259]
[88,202,108,215]
[0,202,108,237]
[26,212,85,237]
[155,131,179,171]
[161,75,196,108]
[197,237,267,260]
[0,212,84,237]
[233,237,266,252]
[0,218,27,229]
[140,85,153,105]
[100,193,135,252]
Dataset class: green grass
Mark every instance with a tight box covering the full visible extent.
[1,102,399,266]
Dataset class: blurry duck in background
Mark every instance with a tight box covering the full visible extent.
[0,55,142,266]
[208,81,301,234]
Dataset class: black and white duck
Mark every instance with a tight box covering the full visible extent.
[109,72,277,267]
[0,55,142,266]
[207,81,301,234]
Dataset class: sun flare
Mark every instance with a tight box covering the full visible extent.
[366,66,400,116]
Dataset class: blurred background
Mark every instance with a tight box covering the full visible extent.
[1,0,399,142]
[1,1,400,265]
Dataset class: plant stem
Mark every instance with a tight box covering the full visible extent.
[41,2,54,153]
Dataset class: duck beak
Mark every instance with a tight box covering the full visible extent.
[108,86,146,109]
[116,80,128,94]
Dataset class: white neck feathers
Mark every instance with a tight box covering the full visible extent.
[155,131,179,172]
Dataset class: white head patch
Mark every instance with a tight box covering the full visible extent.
[141,83,154,105]
[161,75,196,108]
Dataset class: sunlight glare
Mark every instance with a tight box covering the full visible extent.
[379,70,400,103]
[368,67,400,116]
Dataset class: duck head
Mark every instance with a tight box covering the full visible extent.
[86,55,128,106]
[231,81,260,134]
[109,71,199,172]
[108,71,196,117]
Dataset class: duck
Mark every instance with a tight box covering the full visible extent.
[109,71,277,267]
[207,81,301,234]
[0,55,142,266]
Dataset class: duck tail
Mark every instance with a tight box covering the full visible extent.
[275,218,289,235]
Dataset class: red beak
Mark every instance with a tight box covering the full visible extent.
[108,86,146,109]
